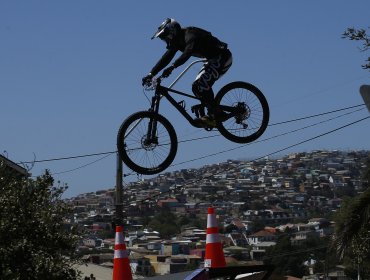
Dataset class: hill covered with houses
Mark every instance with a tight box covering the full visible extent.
[66,149,369,278]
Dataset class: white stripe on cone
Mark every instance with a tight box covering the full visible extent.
[207,214,217,228]
[206,233,221,244]
[115,232,124,244]
[114,249,129,259]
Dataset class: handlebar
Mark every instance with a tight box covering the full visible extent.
[143,58,207,91]
[143,75,165,91]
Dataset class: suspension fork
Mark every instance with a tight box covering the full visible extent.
[146,93,161,143]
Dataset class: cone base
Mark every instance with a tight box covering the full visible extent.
[113,258,133,280]
[205,243,226,268]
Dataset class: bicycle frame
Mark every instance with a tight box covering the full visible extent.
[150,83,203,128]
[149,59,206,128]
[149,59,240,129]
[125,59,239,140]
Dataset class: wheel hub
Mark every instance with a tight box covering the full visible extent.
[141,135,158,151]
[235,102,250,123]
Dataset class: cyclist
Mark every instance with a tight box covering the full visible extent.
[142,18,232,127]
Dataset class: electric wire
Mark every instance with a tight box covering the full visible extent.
[19,151,116,165]
[111,104,362,156]
[171,107,366,167]
[16,104,365,166]
[269,104,365,126]
[30,153,114,178]
[119,103,368,156]
[49,154,113,176]
[137,115,370,203]
[122,107,366,177]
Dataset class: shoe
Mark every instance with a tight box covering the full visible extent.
[194,115,216,128]
[191,104,206,118]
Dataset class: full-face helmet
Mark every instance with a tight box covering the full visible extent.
[151,18,181,42]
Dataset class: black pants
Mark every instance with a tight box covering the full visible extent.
[192,49,233,109]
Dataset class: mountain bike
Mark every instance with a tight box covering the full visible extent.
[117,59,269,175]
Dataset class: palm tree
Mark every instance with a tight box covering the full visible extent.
[333,158,370,266]
[333,187,370,258]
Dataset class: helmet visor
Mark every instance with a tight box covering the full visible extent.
[151,28,170,40]
[151,18,171,40]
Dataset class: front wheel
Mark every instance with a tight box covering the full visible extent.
[117,111,178,175]
[215,81,269,143]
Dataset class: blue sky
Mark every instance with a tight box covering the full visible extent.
[1,1,369,197]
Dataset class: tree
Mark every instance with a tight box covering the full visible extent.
[342,27,370,70]
[265,235,333,277]
[148,209,181,238]
[332,158,370,277]
[0,164,82,280]
[265,235,307,277]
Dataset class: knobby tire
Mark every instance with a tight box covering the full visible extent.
[117,111,178,175]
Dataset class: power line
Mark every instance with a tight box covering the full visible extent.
[262,116,369,159]
[18,104,368,179]
[47,154,113,176]
[123,107,365,177]
[18,151,116,164]
[30,153,114,178]
[269,104,365,126]
[63,106,368,178]
[137,115,370,203]
[16,104,365,166]
[176,104,366,144]
[171,107,365,167]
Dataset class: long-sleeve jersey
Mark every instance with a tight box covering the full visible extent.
[150,27,228,76]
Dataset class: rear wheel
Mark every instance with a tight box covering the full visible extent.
[215,81,269,143]
[117,111,177,175]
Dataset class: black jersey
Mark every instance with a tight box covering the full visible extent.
[150,27,228,76]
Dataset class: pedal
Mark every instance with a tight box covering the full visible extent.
[191,104,205,118]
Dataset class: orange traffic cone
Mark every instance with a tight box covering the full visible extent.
[204,207,226,268]
[113,225,133,280]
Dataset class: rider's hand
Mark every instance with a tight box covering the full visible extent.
[162,65,175,78]
[142,73,153,87]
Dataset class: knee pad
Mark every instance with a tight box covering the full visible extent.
[192,81,214,101]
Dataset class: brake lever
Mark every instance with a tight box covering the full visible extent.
[143,75,165,91]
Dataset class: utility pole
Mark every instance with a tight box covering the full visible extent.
[115,152,124,226]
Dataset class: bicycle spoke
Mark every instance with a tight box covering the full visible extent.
[216,82,269,143]
[118,111,177,174]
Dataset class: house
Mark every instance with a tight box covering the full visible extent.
[147,255,201,276]
[157,198,180,208]
[225,232,248,247]
[0,155,29,177]
[189,248,205,259]
[161,241,191,255]
[147,241,162,252]
[83,236,103,248]
[290,230,320,245]
[250,241,276,260]
[135,257,154,277]
[247,230,277,245]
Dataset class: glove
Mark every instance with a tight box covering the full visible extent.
[162,65,175,78]
[142,74,153,86]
